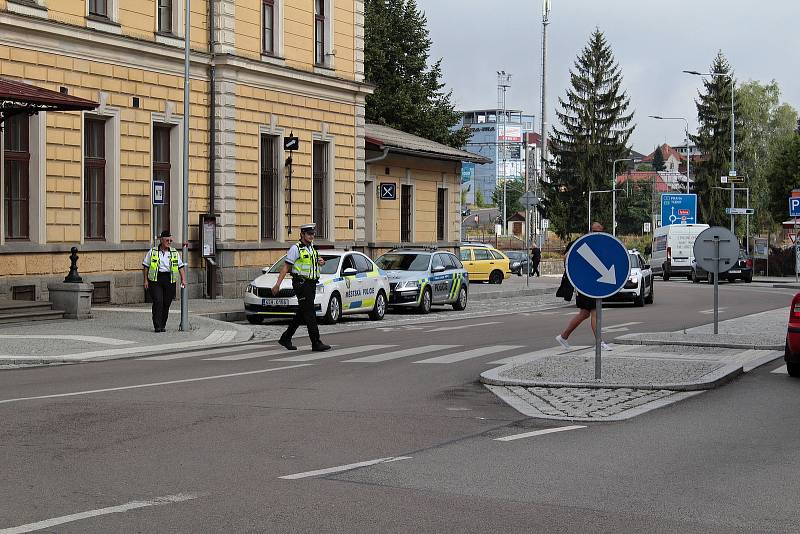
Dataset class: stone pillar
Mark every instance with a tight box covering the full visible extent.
[48,282,94,319]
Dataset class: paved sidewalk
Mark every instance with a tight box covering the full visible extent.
[482,307,786,422]
[0,307,252,367]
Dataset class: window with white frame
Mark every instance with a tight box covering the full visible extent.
[263,0,275,55]
[89,0,109,18]
[260,134,279,240]
[314,0,334,67]
[84,118,106,240]
[312,140,329,239]
[157,0,173,34]
[3,114,30,241]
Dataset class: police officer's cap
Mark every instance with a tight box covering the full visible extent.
[299,223,316,234]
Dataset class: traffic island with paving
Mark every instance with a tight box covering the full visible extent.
[481,307,787,422]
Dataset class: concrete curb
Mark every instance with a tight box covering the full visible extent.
[484,384,706,422]
[479,361,744,392]
[613,333,783,351]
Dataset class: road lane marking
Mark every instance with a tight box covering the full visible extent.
[700,307,727,314]
[204,347,312,361]
[271,345,395,362]
[0,364,312,405]
[771,365,788,374]
[603,321,643,333]
[279,456,412,480]
[0,492,200,534]
[426,321,501,332]
[343,345,460,363]
[494,425,587,442]
[142,343,271,361]
[414,345,524,364]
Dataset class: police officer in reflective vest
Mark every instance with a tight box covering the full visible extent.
[142,230,187,333]
[272,223,331,352]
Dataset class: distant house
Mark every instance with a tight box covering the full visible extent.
[616,171,671,193]
[643,144,684,174]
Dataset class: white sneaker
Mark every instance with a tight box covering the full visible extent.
[555,335,571,350]
[601,341,613,351]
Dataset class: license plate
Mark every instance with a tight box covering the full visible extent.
[262,298,290,306]
[728,269,740,274]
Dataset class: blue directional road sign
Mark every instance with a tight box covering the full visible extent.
[565,233,630,299]
[661,193,697,226]
[790,196,800,217]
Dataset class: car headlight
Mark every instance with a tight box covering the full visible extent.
[628,276,639,284]
[397,280,419,290]
[246,284,254,293]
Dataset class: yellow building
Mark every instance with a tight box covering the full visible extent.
[363,124,489,256]
[0,0,370,301]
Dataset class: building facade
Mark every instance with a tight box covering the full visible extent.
[0,0,371,302]
[455,109,535,205]
[363,123,488,257]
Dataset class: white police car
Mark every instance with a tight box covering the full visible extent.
[374,248,469,313]
[606,250,654,307]
[244,250,390,325]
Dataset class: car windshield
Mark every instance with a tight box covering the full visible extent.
[629,253,641,269]
[375,253,431,271]
[268,254,341,275]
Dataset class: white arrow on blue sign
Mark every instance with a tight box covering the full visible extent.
[789,197,800,217]
[565,233,630,299]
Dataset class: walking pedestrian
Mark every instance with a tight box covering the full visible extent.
[530,243,541,277]
[142,230,187,333]
[273,223,331,352]
[555,222,612,351]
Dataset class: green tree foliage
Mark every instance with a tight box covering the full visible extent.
[690,52,741,227]
[736,80,798,232]
[766,133,800,223]
[492,180,524,216]
[364,0,470,148]
[474,189,486,208]
[652,146,666,171]
[616,179,654,235]
[541,30,635,239]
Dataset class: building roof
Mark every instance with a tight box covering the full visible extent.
[643,143,684,163]
[616,171,671,193]
[0,77,97,117]
[365,123,491,164]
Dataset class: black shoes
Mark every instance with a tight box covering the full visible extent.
[312,342,331,352]
[154,327,165,333]
[278,338,297,351]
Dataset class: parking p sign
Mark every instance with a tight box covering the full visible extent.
[790,196,800,217]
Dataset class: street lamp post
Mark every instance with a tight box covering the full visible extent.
[684,70,736,232]
[180,0,191,332]
[649,115,690,193]
[611,158,632,237]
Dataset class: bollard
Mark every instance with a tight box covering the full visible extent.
[64,246,83,283]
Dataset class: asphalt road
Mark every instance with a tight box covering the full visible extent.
[0,281,797,533]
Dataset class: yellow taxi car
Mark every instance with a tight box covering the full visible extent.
[458,243,511,284]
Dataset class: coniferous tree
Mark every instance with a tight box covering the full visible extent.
[690,52,741,227]
[541,30,635,238]
[364,0,470,148]
[652,146,666,171]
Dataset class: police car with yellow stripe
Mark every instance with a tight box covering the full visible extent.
[244,250,390,325]
[374,248,469,313]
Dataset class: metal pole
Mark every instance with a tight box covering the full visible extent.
[540,0,549,212]
[684,119,690,194]
[713,236,719,334]
[746,187,750,254]
[588,192,592,233]
[730,77,736,233]
[595,298,602,379]
[180,0,191,332]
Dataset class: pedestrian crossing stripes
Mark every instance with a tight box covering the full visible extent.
[771,365,788,374]
[343,345,460,363]
[413,345,524,364]
[603,321,643,333]
[205,347,312,361]
[271,345,396,362]
[142,343,270,361]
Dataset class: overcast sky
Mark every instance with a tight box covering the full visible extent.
[416,0,800,153]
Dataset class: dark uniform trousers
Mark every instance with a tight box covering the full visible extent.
[282,278,321,344]
[149,271,176,330]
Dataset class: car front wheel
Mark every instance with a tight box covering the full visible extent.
[418,287,432,314]
[369,291,386,321]
[645,282,654,304]
[452,286,468,311]
[489,270,504,284]
[323,293,341,324]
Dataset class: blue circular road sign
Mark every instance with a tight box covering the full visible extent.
[565,233,630,299]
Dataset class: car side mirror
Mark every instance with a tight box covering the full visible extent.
[342,267,357,276]
[262,267,269,274]
[431,265,445,273]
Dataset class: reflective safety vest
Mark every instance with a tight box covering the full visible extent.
[148,247,180,283]
[291,242,320,280]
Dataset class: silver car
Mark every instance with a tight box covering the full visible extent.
[374,248,469,313]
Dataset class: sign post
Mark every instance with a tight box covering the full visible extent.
[520,193,539,288]
[789,194,800,282]
[565,233,630,378]
[284,133,299,235]
[693,227,739,334]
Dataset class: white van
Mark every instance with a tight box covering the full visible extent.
[650,223,709,280]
